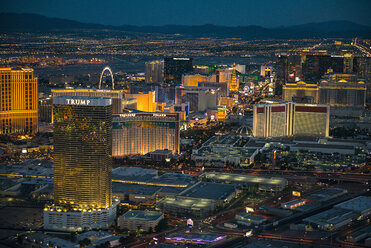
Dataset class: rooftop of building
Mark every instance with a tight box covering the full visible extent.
[113,171,192,188]
[347,225,371,239]
[113,182,161,196]
[200,172,287,186]
[335,196,371,213]
[255,101,329,108]
[293,143,355,150]
[122,210,163,221]
[305,188,348,202]
[51,88,123,94]
[282,199,306,206]
[259,206,293,215]
[195,146,256,160]
[149,149,173,155]
[26,233,78,248]
[112,167,158,177]
[0,67,34,72]
[303,208,358,226]
[179,182,236,200]
[295,202,321,212]
[158,196,215,209]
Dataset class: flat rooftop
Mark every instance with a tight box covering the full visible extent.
[303,208,358,227]
[113,182,160,196]
[335,196,371,214]
[196,146,256,160]
[179,182,236,200]
[112,167,158,177]
[158,196,215,209]
[305,188,347,202]
[201,172,287,186]
[123,210,163,221]
[149,149,173,155]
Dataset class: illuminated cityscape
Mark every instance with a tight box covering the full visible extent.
[0,1,370,248]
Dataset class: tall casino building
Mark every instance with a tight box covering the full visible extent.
[253,102,329,138]
[112,112,180,157]
[0,68,38,135]
[44,96,118,232]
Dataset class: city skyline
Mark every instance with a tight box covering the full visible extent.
[0,1,370,247]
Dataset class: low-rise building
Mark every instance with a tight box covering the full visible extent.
[43,201,119,232]
[235,213,267,226]
[25,233,79,248]
[156,196,215,218]
[304,188,348,203]
[200,172,287,192]
[118,210,164,232]
[113,182,161,203]
[149,150,173,162]
[303,208,358,231]
[178,181,239,207]
[281,199,306,210]
[335,196,371,216]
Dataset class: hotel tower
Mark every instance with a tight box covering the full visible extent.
[44,96,118,232]
[0,68,38,135]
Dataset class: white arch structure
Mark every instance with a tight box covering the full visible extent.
[99,66,114,89]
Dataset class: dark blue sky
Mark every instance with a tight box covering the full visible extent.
[2,0,371,27]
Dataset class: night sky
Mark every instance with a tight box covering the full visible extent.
[1,0,371,27]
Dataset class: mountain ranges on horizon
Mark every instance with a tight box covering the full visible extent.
[0,13,370,39]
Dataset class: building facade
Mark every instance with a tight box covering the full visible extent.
[145,60,164,83]
[53,96,113,208]
[164,57,193,84]
[319,74,366,107]
[302,55,343,82]
[253,102,329,137]
[282,74,366,108]
[175,86,219,112]
[283,81,319,103]
[181,73,210,87]
[0,68,38,134]
[124,91,157,112]
[44,96,116,232]
[118,210,164,232]
[112,112,180,157]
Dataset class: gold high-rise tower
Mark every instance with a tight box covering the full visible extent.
[53,96,112,209]
[0,68,38,134]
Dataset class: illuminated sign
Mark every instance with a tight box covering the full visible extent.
[292,191,301,197]
[153,114,167,117]
[119,114,136,118]
[66,99,91,105]
[187,218,193,228]
[174,58,190,60]
[246,207,254,213]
